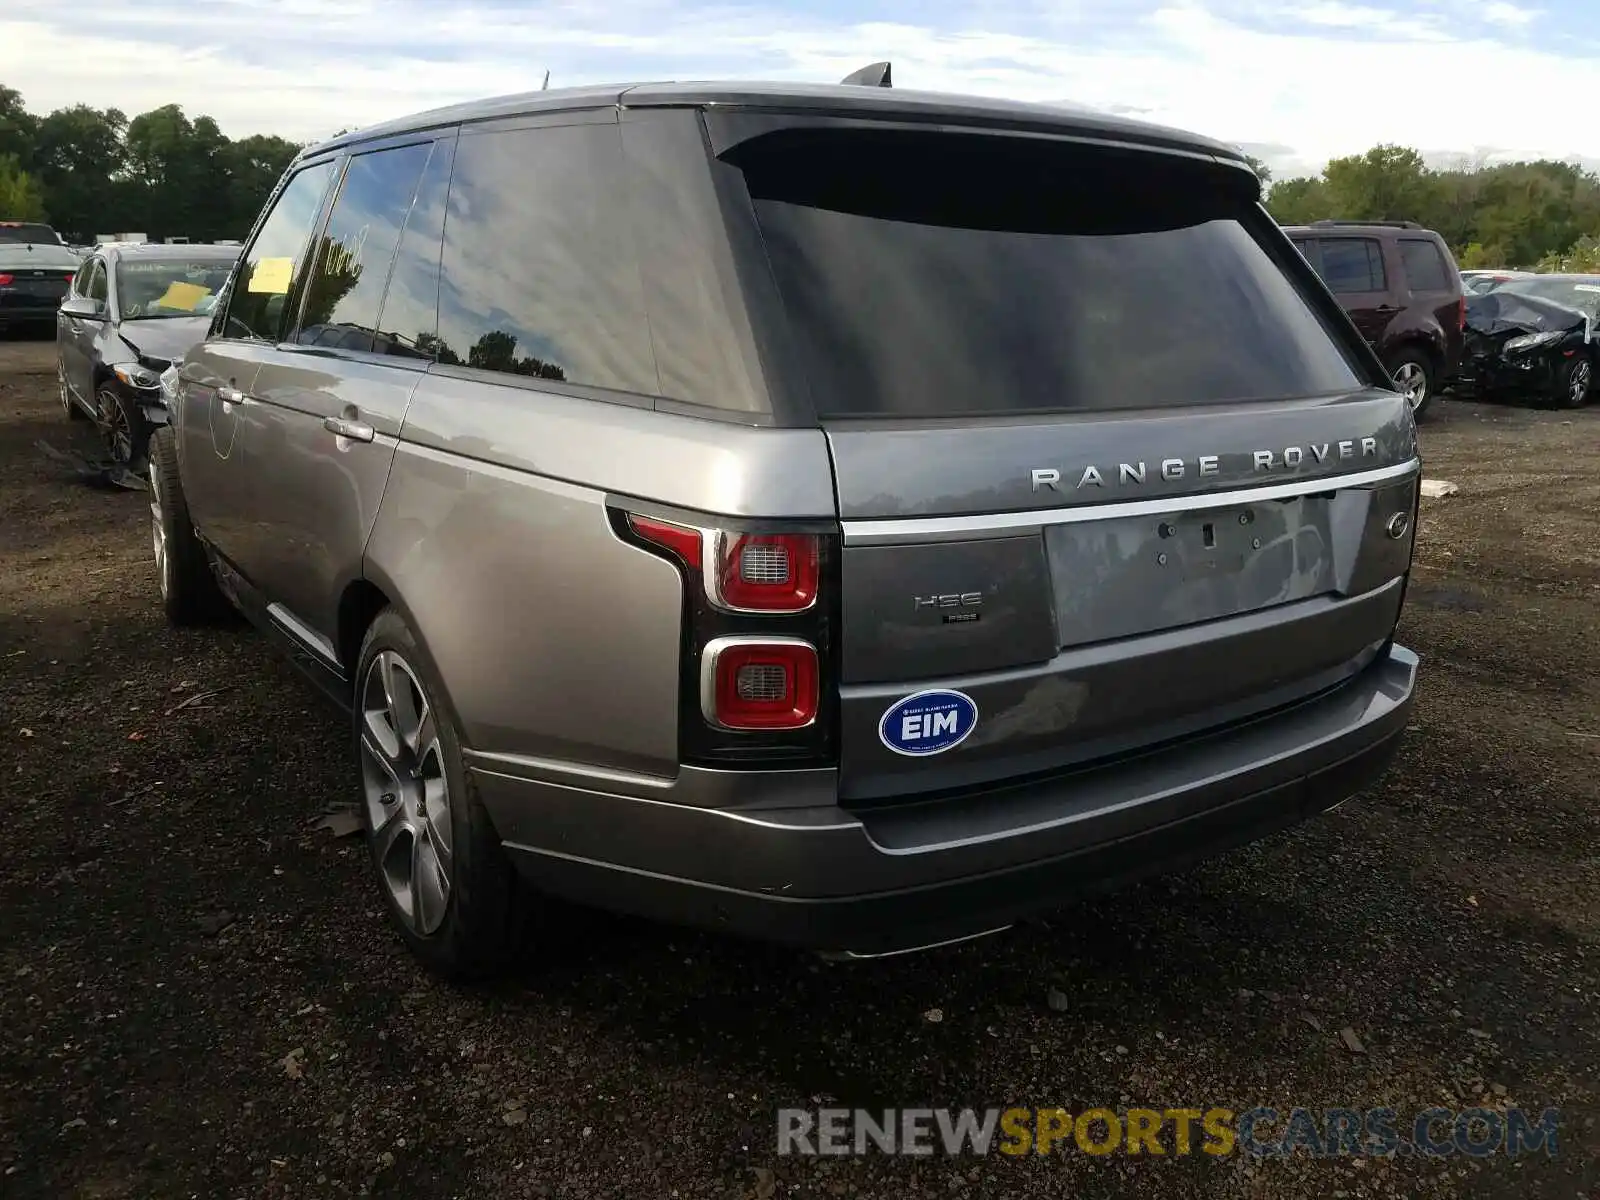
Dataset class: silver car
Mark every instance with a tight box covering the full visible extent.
[148,81,1422,978]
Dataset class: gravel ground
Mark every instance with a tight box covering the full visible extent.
[1,332,1597,1200]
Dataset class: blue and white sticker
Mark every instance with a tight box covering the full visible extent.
[878,689,979,757]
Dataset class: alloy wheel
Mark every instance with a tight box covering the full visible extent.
[359,650,454,936]
[97,388,134,466]
[1570,360,1592,406]
[1392,361,1427,411]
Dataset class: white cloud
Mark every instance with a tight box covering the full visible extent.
[0,0,1594,179]
[1480,2,1539,25]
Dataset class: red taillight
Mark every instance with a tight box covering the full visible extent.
[711,532,819,613]
[0,274,13,286]
[627,514,703,567]
[627,516,820,615]
[619,506,835,765]
[703,637,818,731]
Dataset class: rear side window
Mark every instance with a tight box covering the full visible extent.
[222,160,337,343]
[373,135,456,361]
[1398,238,1452,292]
[1315,238,1386,293]
[434,121,658,393]
[732,128,1361,418]
[294,142,434,352]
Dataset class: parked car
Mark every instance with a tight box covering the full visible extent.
[0,224,79,333]
[57,242,238,473]
[1461,268,1533,295]
[1282,220,1464,417]
[1460,274,1598,407]
[0,220,67,246]
[151,79,1421,978]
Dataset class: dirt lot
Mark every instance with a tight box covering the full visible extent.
[1,332,1596,1200]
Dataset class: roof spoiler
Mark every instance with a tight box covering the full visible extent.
[840,61,892,88]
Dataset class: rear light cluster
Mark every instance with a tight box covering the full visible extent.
[619,512,837,767]
[0,274,12,286]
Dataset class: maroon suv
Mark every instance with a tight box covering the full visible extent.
[1283,220,1465,418]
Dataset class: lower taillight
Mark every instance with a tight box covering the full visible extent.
[0,274,13,286]
[702,636,819,730]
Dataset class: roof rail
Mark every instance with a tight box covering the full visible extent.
[840,61,892,88]
[1310,218,1423,229]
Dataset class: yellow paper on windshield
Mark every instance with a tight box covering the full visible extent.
[155,281,210,312]
[247,256,293,294]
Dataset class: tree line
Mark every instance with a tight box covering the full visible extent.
[4,79,1598,272]
[0,83,300,244]
[1256,144,1600,272]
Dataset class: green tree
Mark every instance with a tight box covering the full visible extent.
[0,85,37,168]
[0,153,47,219]
[1264,176,1333,224]
[31,104,127,238]
[1321,144,1440,223]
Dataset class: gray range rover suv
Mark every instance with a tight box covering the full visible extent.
[149,80,1421,978]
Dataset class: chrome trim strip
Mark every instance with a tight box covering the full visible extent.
[265,601,340,665]
[817,926,1014,961]
[841,458,1422,545]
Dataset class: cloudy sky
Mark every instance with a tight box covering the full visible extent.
[4,0,1596,179]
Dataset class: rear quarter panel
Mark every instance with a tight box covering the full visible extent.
[365,370,836,777]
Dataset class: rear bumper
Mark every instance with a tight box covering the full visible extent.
[0,298,62,325]
[476,643,1418,955]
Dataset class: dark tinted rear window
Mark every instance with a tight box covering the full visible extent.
[0,223,59,245]
[434,121,658,393]
[1316,238,1386,292]
[1398,238,1452,292]
[294,141,434,352]
[734,129,1361,418]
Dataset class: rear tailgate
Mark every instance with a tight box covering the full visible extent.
[724,118,1419,803]
[0,263,73,307]
[829,400,1416,801]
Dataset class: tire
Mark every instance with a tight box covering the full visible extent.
[97,384,153,475]
[1386,348,1435,419]
[1556,355,1593,409]
[148,426,230,625]
[354,608,530,980]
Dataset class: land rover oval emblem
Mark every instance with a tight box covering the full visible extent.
[879,689,979,757]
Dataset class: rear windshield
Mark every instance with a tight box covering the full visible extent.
[733,129,1363,418]
[0,223,61,245]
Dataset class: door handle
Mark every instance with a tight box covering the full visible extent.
[217,385,248,407]
[323,415,375,443]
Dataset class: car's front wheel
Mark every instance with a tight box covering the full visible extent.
[355,609,530,980]
[1557,355,1592,408]
[97,385,153,475]
[1387,349,1435,419]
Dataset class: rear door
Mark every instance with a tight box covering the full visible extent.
[1397,236,1464,369]
[722,121,1420,802]
[1303,236,1394,347]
